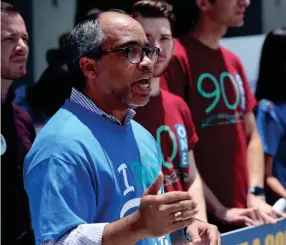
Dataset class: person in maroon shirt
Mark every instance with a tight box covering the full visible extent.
[132,1,221,243]
[1,2,36,244]
[161,0,286,232]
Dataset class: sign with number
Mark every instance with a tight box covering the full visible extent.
[222,218,286,245]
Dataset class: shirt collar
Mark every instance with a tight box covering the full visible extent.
[1,87,15,105]
[69,88,135,126]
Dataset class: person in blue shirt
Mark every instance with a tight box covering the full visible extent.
[24,10,220,245]
[255,27,286,205]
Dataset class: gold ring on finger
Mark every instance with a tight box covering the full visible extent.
[174,211,184,221]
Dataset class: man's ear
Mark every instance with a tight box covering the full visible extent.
[195,0,212,12]
[79,57,98,79]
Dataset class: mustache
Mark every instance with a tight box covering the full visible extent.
[136,70,153,81]
[158,55,166,59]
[141,69,153,75]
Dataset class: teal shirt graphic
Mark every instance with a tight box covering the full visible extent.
[197,71,245,128]
[156,124,189,187]
[157,125,177,169]
[133,89,198,192]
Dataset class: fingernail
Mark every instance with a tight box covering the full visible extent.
[193,238,201,243]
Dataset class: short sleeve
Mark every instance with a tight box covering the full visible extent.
[236,60,257,113]
[179,98,198,150]
[14,104,36,148]
[24,156,97,245]
[256,100,284,156]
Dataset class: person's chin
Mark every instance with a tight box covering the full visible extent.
[153,67,166,77]
[230,18,245,27]
[129,95,151,108]
[10,69,27,79]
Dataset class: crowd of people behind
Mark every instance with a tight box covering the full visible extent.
[1,1,286,245]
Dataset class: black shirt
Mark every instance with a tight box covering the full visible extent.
[1,88,36,244]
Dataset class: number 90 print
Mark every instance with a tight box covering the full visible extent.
[197,72,241,113]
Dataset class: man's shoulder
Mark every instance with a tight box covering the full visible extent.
[12,103,36,139]
[161,89,188,108]
[12,103,33,125]
[130,119,157,143]
[220,46,243,65]
[131,119,153,134]
[173,38,188,59]
[26,110,98,169]
[39,106,93,140]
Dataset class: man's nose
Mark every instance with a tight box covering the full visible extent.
[137,54,154,72]
[154,41,161,51]
[15,38,29,54]
[239,0,250,7]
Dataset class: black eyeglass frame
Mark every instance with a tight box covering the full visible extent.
[100,46,160,64]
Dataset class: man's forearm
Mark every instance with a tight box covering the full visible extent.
[266,176,286,198]
[188,173,207,222]
[102,211,146,245]
[247,131,264,187]
[245,112,264,188]
[43,212,146,245]
[202,180,226,219]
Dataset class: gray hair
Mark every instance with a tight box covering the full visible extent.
[65,13,106,91]
[65,9,128,91]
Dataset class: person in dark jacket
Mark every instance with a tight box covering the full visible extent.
[1,2,36,244]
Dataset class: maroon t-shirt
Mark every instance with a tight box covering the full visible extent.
[1,89,36,244]
[134,89,198,192]
[161,37,256,208]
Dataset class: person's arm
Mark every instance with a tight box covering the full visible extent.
[32,165,197,245]
[255,101,286,199]
[186,150,207,222]
[202,180,226,220]
[42,224,107,245]
[245,111,265,192]
[202,179,262,226]
[265,154,286,198]
[236,62,265,202]
[41,214,145,245]
[245,111,286,222]
[244,111,268,208]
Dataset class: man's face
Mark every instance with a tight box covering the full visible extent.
[134,16,173,77]
[208,0,250,27]
[86,12,154,110]
[1,13,29,80]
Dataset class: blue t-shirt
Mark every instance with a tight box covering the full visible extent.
[256,100,286,189]
[24,100,171,245]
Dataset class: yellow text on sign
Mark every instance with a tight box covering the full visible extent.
[237,232,286,245]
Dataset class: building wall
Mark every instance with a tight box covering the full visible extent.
[30,0,284,87]
[220,35,265,92]
[32,0,76,81]
[262,0,286,33]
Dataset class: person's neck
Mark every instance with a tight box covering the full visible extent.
[83,88,128,123]
[104,108,127,123]
[150,77,160,97]
[191,17,227,49]
[1,78,13,102]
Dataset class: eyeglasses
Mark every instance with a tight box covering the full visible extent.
[101,46,160,64]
